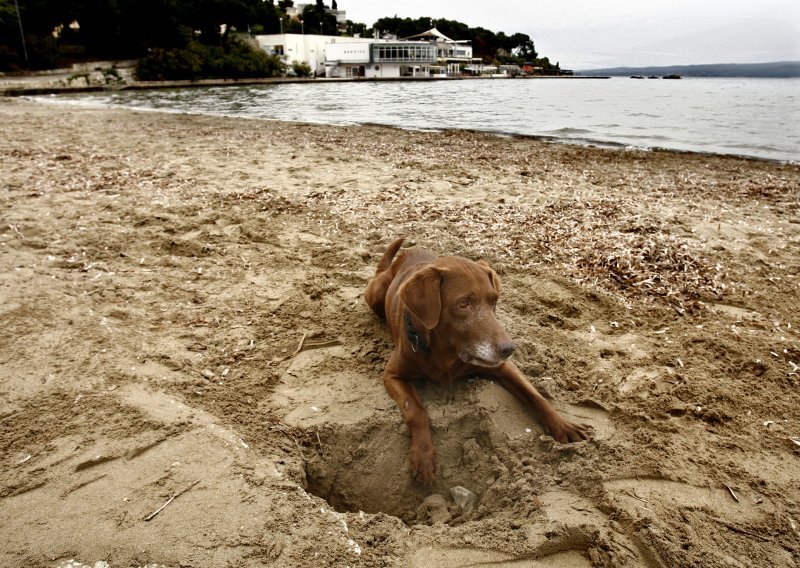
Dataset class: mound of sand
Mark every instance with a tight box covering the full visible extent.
[1,99,799,567]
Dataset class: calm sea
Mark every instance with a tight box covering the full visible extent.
[39,77,800,162]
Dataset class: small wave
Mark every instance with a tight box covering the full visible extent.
[619,133,672,142]
[545,127,593,136]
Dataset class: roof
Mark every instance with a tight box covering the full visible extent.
[400,27,469,44]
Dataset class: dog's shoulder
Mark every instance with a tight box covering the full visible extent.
[393,247,437,274]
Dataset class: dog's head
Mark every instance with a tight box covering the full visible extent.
[398,257,516,367]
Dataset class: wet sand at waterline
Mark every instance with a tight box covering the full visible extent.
[1,98,799,567]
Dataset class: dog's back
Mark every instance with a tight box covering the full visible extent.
[365,238,442,319]
[364,237,406,319]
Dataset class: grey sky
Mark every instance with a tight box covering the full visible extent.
[337,0,800,69]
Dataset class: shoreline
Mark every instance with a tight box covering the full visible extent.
[0,73,611,98]
[1,99,799,568]
[20,93,797,166]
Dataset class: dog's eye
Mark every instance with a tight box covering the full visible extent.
[457,298,471,310]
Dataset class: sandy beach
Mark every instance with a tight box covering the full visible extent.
[1,97,799,567]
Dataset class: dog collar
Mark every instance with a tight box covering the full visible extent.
[404,311,431,355]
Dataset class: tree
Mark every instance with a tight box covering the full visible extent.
[508,32,536,60]
[0,0,82,68]
[136,34,285,80]
[346,20,371,38]
[434,18,469,41]
[301,2,336,35]
[373,16,429,38]
[468,27,499,61]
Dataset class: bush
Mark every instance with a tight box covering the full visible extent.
[291,61,312,77]
[23,34,60,70]
[135,43,204,80]
[136,37,284,81]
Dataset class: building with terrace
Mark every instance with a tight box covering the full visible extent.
[324,39,437,78]
[401,28,478,75]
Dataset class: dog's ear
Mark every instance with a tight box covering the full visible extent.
[399,267,442,329]
[477,260,501,293]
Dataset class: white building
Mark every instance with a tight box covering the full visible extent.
[254,27,474,78]
[255,33,339,76]
[324,40,437,78]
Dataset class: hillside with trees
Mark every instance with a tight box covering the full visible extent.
[0,0,284,74]
[0,0,556,78]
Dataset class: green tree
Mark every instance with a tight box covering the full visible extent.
[346,20,371,38]
[136,34,284,80]
[0,0,81,68]
[373,16,430,38]
[300,2,336,35]
[508,32,536,60]
[434,18,469,41]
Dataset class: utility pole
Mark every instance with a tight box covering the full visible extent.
[14,0,28,62]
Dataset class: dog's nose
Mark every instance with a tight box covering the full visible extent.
[497,341,516,359]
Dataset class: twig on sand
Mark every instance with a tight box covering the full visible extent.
[143,480,201,521]
[301,339,344,351]
[267,332,307,366]
[710,516,771,542]
[267,333,343,366]
[290,332,308,357]
[724,484,740,503]
[623,489,647,503]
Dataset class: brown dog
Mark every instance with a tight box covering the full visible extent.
[365,237,589,483]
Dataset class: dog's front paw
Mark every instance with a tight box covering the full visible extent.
[410,443,437,484]
[546,416,591,443]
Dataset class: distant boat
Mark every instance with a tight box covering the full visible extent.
[663,74,682,79]
[630,75,644,79]
[648,76,659,79]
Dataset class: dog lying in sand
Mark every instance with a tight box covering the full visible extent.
[365,237,590,483]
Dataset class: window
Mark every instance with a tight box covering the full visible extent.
[373,43,435,63]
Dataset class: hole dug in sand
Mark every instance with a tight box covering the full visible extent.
[303,411,521,525]
[299,377,613,527]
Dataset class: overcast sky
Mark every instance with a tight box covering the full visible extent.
[337,0,800,69]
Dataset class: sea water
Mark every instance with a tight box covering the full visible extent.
[41,77,800,162]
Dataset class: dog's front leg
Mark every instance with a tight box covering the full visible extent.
[383,366,437,484]
[491,361,590,443]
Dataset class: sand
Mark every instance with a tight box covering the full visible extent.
[1,97,799,568]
